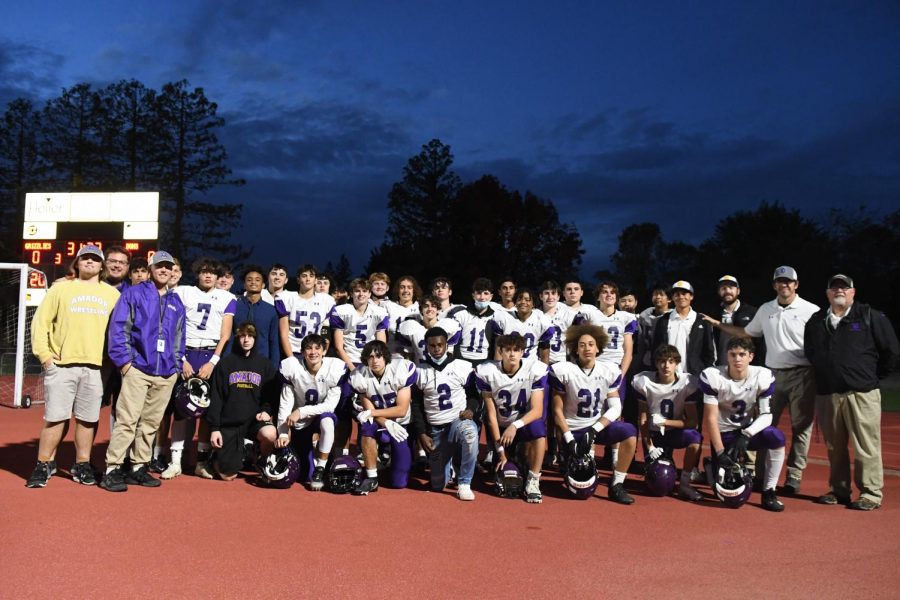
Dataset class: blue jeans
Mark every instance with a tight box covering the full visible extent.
[428,418,479,490]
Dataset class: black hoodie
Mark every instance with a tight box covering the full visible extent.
[206,343,281,431]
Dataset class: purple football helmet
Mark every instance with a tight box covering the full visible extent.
[564,453,598,499]
[261,447,300,489]
[174,377,211,419]
[494,461,525,498]
[706,460,753,508]
[644,458,678,497]
[327,455,362,494]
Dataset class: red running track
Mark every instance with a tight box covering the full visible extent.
[1,406,899,599]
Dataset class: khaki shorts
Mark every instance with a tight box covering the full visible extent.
[43,364,103,423]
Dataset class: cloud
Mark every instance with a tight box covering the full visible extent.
[0,38,63,107]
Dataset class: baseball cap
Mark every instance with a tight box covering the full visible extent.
[671,280,694,294]
[149,251,175,266]
[76,244,104,260]
[772,266,798,281]
[718,275,740,288]
[827,274,854,288]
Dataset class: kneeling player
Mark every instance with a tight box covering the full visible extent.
[412,327,479,501]
[700,337,786,512]
[351,340,417,495]
[550,324,637,504]
[476,334,548,503]
[277,334,348,490]
[634,344,703,501]
[207,323,279,480]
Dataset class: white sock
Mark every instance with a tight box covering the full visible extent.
[613,470,627,485]
[366,468,377,478]
[342,448,349,456]
[170,420,187,452]
[132,463,142,472]
[611,448,619,466]
[170,448,183,466]
[528,470,541,481]
[765,446,785,490]
[314,457,327,468]
[418,448,426,458]
[317,419,335,456]
[106,466,116,474]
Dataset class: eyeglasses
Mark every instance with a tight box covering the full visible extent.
[106,259,128,266]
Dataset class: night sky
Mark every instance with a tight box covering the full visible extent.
[3,2,899,277]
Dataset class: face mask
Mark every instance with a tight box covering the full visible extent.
[430,352,449,365]
[474,300,490,310]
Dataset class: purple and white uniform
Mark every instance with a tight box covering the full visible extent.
[700,366,775,433]
[276,292,336,355]
[174,285,236,369]
[549,360,622,432]
[415,359,474,425]
[397,317,461,364]
[349,358,417,427]
[576,308,637,367]
[451,308,494,362]
[475,360,548,439]
[277,356,347,435]
[490,310,557,365]
[542,303,579,364]
[329,303,390,364]
[380,300,419,359]
[633,370,701,448]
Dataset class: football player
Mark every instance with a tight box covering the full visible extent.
[207,322,280,481]
[275,264,336,359]
[368,272,391,304]
[634,344,703,501]
[216,264,235,292]
[550,324,638,504]
[411,327,479,500]
[497,278,517,311]
[397,295,461,364]
[381,275,421,359]
[700,337,786,512]
[476,333,548,503]
[430,276,465,318]
[453,278,497,364]
[538,281,578,366]
[261,263,289,305]
[315,273,332,295]
[491,288,556,366]
[277,334,348,490]
[562,278,600,321]
[350,340,417,494]
[162,257,237,480]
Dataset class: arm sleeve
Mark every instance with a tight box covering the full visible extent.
[600,394,622,422]
[277,383,296,436]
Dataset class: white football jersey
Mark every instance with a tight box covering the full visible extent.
[549,360,621,431]
[475,360,548,426]
[437,303,466,319]
[632,371,699,432]
[350,358,417,425]
[415,359,474,426]
[381,300,420,359]
[397,317,461,364]
[329,303,390,364]
[259,288,285,306]
[452,308,495,361]
[275,292,336,355]
[700,365,775,433]
[542,303,579,364]
[575,308,637,366]
[490,310,556,365]
[174,286,237,347]
[277,356,347,434]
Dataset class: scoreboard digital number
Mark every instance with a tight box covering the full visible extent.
[21,192,160,284]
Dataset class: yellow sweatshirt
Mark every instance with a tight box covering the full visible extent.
[31,279,121,367]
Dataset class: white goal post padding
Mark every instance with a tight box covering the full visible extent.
[0,263,38,408]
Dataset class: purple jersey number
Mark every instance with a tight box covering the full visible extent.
[576,388,603,418]
[305,389,319,405]
[659,399,674,419]
[496,389,527,418]
[436,383,452,410]
[196,303,212,330]
[606,326,619,350]
[374,391,397,409]
[729,400,747,423]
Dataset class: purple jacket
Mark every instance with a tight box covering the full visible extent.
[108,281,186,376]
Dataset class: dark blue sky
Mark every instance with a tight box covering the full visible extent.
[3,2,899,277]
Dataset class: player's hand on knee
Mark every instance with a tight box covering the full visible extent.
[731,432,751,456]
[384,420,408,442]
[210,431,223,448]
[356,410,373,425]
[275,434,289,448]
[419,434,434,454]
[648,446,664,461]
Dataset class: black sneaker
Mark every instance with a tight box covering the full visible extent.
[309,466,326,491]
[608,483,635,505]
[148,456,168,474]
[125,466,162,487]
[100,468,128,492]
[848,497,880,511]
[781,479,801,496]
[25,460,57,488]
[71,462,97,486]
[762,489,785,512]
[352,477,379,495]
[814,492,851,506]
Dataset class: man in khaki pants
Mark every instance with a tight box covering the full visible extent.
[804,274,898,511]
[101,251,186,492]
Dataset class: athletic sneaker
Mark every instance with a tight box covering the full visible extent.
[677,482,702,502]
[148,456,168,474]
[762,489,784,512]
[161,463,182,479]
[781,479,801,496]
[814,492,851,506]
[309,466,325,491]
[524,477,542,504]
[848,497,880,511]
[194,461,214,480]
[352,477,379,495]
[71,462,97,486]
[25,460,57,488]
[125,466,161,487]
[608,483,635,505]
[457,484,475,501]
[100,467,127,492]
[689,468,705,484]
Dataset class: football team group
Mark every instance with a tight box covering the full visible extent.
[25,243,898,512]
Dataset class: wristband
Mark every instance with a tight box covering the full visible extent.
[591,420,606,433]
[513,419,525,430]
[496,445,505,453]
[278,433,289,439]
[209,354,221,366]
[740,429,752,438]
[563,431,575,443]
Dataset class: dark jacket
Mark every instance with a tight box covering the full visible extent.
[714,301,766,366]
[226,295,282,368]
[206,347,280,430]
[652,311,715,376]
[804,302,899,394]
[108,281,186,376]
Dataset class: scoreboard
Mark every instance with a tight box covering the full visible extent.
[21,192,159,293]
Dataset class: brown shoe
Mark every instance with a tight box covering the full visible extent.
[848,497,880,511]
[815,492,851,506]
